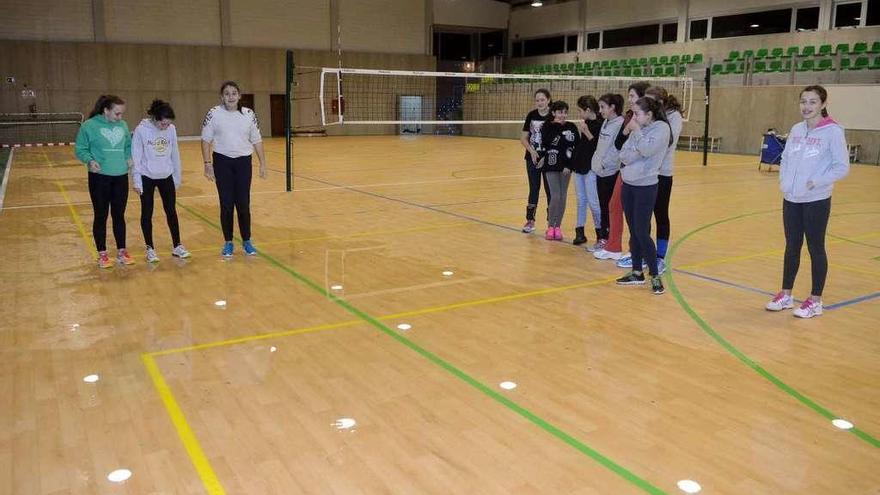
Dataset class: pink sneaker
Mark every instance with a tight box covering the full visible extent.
[765,291,794,311]
[553,226,563,241]
[545,227,554,240]
[793,298,823,318]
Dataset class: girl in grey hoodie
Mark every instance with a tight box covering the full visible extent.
[132,99,190,262]
[765,85,849,318]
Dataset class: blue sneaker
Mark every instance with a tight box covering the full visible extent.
[221,241,234,257]
[616,255,633,268]
[243,240,258,256]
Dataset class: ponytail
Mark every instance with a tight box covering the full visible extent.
[88,94,125,119]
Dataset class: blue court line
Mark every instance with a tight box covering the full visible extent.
[673,268,879,311]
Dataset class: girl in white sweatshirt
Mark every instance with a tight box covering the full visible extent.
[765,85,849,318]
[132,99,190,262]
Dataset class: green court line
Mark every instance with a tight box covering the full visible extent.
[666,209,880,449]
[178,201,668,495]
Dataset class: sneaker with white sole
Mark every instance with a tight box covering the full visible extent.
[172,245,191,258]
[765,292,794,311]
[616,254,633,268]
[616,271,646,285]
[793,299,823,318]
[593,249,623,261]
[657,258,667,275]
[522,220,536,233]
[243,240,258,256]
[586,239,606,253]
[145,246,159,263]
[651,276,665,295]
[117,249,135,265]
[221,241,234,257]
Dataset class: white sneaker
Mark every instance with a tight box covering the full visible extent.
[765,291,793,311]
[586,239,606,253]
[793,299,823,318]
[172,244,191,258]
[593,249,623,260]
[145,247,159,263]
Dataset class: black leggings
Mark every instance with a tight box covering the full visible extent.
[596,172,618,240]
[140,175,180,248]
[783,198,831,296]
[654,175,673,257]
[214,152,253,242]
[88,172,128,252]
[525,155,551,221]
[622,182,659,277]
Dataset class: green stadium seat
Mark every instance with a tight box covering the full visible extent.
[601,60,610,68]
[840,58,852,70]
[801,46,816,57]
[815,59,833,71]
[653,67,663,76]
[659,55,669,64]
[783,46,799,58]
[769,47,784,59]
[724,62,742,74]
[797,59,814,72]
[680,54,691,63]
[742,49,754,60]
[632,67,643,76]
[852,42,868,54]
[638,57,648,66]
[670,55,680,64]
[835,43,850,55]
[576,62,585,70]
[872,56,880,69]
[552,64,561,72]
[818,44,832,56]
[755,48,769,59]
[629,58,638,67]
[753,61,767,72]
[769,60,784,72]
[623,67,632,76]
[692,53,703,64]
[870,42,880,54]
[853,56,869,70]
[725,50,740,62]
[664,66,675,76]
[711,63,723,75]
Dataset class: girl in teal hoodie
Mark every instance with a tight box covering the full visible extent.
[75,95,133,268]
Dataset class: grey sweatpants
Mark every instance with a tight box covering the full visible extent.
[545,171,571,227]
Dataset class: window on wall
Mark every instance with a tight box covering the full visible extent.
[586,32,600,50]
[512,40,523,58]
[711,8,792,38]
[435,32,471,60]
[523,36,566,57]
[566,34,578,52]
[479,31,504,59]
[661,23,678,43]
[602,24,660,49]
[689,19,708,40]
[868,0,880,25]
[833,2,862,28]
[796,7,820,31]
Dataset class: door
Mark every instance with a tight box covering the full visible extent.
[398,96,422,134]
[270,94,286,136]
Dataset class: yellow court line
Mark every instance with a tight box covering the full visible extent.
[150,274,619,357]
[55,181,96,255]
[142,354,226,495]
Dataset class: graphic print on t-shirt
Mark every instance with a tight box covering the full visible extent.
[100,127,125,147]
[150,136,169,155]
[530,119,545,150]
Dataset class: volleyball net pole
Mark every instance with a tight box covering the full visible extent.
[285,49,294,192]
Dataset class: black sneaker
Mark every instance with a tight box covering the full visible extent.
[651,276,665,295]
[616,271,646,285]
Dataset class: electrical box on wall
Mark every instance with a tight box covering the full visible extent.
[5,76,15,84]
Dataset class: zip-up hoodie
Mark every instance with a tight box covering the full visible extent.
[660,110,683,177]
[618,120,670,186]
[75,115,132,176]
[591,115,624,177]
[132,118,182,191]
[779,116,849,203]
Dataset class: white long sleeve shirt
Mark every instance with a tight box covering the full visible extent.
[132,119,181,191]
[201,105,262,158]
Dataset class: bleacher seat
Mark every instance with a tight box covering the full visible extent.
[801,46,816,57]
[797,59,814,72]
[755,48,768,59]
[852,42,868,54]
[664,66,676,76]
[853,56,869,70]
[769,47,784,58]
[742,49,754,59]
[681,54,691,63]
[711,64,723,75]
[725,50,740,62]
[670,55,679,64]
[783,46,799,58]
[632,67,643,76]
[872,56,880,69]
[638,57,648,66]
[754,61,768,72]
[815,59,833,71]
[649,56,659,65]
[659,55,669,64]
[818,44,833,56]
[835,43,850,55]
[692,53,703,64]
[840,58,852,70]
[870,42,880,54]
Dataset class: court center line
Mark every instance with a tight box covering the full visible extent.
[666,208,880,449]
[177,200,669,495]
[142,354,226,495]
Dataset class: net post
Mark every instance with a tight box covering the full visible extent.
[702,66,711,167]
[285,49,294,192]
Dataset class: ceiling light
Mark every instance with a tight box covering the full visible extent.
[750,24,760,28]
[531,1,543,7]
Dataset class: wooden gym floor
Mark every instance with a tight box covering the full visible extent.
[0,136,878,494]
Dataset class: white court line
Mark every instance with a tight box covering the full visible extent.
[0,148,14,212]
[293,173,521,192]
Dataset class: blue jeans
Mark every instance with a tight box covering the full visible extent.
[573,171,601,229]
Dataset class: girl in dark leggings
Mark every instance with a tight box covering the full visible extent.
[765,85,849,318]
[75,95,133,268]
[519,89,552,233]
[132,99,190,262]
[201,81,267,257]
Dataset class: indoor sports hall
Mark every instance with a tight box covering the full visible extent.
[1,1,878,494]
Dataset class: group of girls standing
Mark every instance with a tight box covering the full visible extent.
[519,83,683,295]
[74,80,265,268]
[518,83,849,313]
